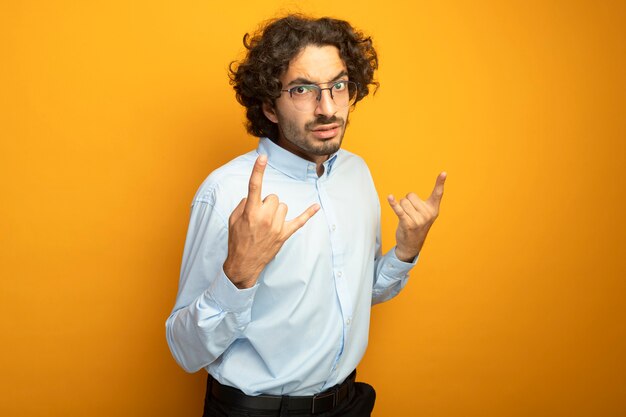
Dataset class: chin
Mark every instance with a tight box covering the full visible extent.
[311,139,342,156]
[311,130,344,149]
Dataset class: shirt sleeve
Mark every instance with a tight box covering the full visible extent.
[165,198,259,373]
[371,221,418,305]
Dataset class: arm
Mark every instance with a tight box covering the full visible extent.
[372,225,418,305]
[166,155,319,372]
[165,198,258,372]
[372,172,447,305]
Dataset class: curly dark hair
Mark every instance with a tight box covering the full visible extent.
[229,14,379,141]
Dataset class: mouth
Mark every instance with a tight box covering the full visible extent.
[309,123,342,139]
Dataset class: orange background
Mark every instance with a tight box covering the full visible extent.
[1,1,625,416]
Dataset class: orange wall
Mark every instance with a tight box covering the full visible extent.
[1,1,625,416]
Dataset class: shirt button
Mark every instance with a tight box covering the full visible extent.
[337,271,342,278]
[331,224,336,231]
[346,318,351,326]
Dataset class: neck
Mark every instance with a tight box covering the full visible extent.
[274,138,331,177]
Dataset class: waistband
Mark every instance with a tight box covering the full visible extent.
[208,370,356,414]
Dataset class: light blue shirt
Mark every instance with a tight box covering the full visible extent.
[166,138,417,396]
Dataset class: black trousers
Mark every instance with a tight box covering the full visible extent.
[202,377,376,417]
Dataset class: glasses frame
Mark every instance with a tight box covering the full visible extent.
[280,80,359,112]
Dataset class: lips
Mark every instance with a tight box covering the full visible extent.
[310,123,342,139]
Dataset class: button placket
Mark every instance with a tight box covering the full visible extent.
[317,177,353,370]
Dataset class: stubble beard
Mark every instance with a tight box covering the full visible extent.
[277,114,349,158]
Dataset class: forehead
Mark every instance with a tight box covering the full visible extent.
[282,45,347,84]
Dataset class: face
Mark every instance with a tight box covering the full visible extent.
[263,45,351,165]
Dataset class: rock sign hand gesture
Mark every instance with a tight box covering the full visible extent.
[223,155,320,289]
[387,172,447,262]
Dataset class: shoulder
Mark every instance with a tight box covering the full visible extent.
[336,148,373,178]
[192,150,257,208]
[338,148,368,166]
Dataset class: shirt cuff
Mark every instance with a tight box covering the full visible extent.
[207,268,259,313]
[382,247,419,277]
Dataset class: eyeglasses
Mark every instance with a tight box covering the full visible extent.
[280,80,358,112]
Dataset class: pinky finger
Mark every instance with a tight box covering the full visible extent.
[387,195,408,220]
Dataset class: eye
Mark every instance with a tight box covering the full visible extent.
[291,85,316,96]
[333,81,348,91]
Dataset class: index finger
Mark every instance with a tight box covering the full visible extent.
[246,154,268,210]
[427,171,447,206]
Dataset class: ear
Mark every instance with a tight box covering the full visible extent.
[262,101,278,124]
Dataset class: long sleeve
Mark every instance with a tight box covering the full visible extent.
[371,221,418,305]
[165,140,418,394]
[165,198,258,373]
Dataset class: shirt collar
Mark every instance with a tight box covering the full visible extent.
[257,137,339,181]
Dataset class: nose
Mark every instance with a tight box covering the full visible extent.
[314,88,337,117]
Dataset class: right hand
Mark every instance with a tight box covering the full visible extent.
[223,155,320,289]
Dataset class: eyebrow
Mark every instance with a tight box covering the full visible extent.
[286,70,349,87]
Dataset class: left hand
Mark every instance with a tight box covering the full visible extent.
[387,172,447,262]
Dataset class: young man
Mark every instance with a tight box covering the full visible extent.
[166,14,446,416]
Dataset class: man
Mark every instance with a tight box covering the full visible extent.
[166,14,446,416]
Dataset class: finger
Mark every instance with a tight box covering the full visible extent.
[427,172,447,206]
[399,198,421,225]
[273,202,288,230]
[283,203,320,238]
[229,197,247,226]
[387,195,409,221]
[405,193,431,216]
[245,155,268,211]
[262,193,279,211]
[405,192,424,208]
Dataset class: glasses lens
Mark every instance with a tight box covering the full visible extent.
[348,81,358,105]
[288,81,359,111]
[290,85,319,111]
[333,81,358,107]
